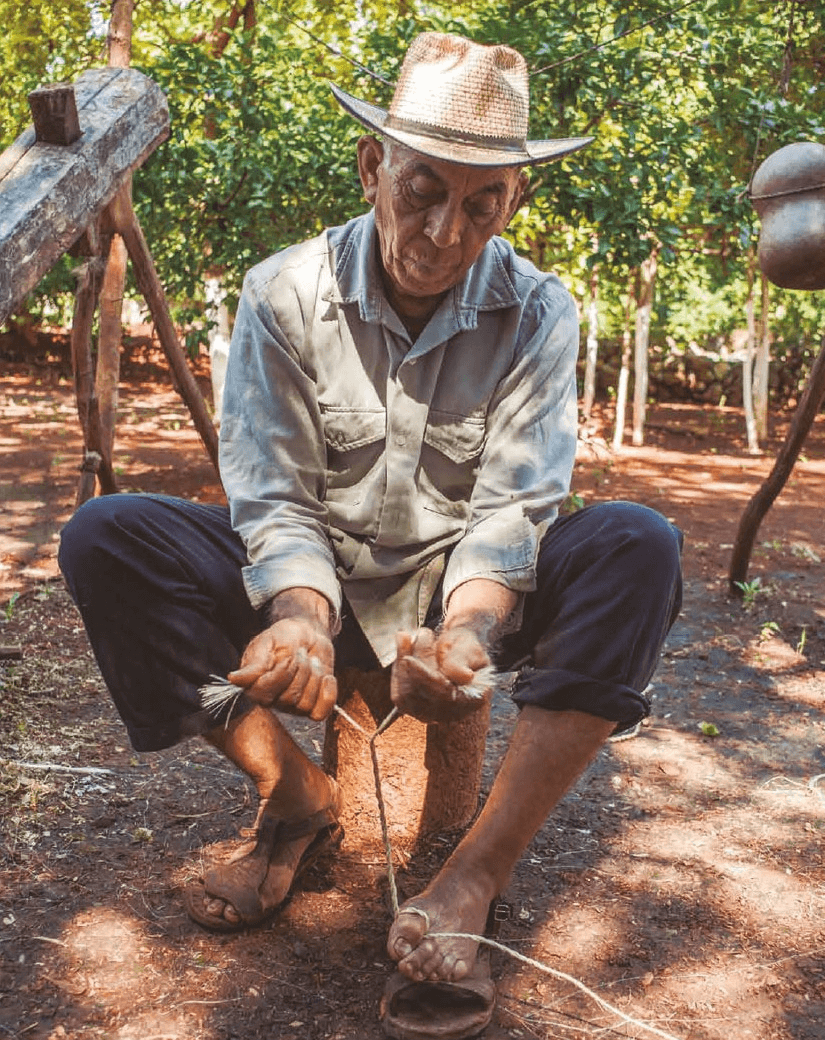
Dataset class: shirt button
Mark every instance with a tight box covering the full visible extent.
[394,432,407,447]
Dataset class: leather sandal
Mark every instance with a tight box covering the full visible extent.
[184,790,343,933]
[379,900,509,1040]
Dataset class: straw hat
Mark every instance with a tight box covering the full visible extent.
[331,32,592,168]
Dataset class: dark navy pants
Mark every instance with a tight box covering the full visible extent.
[58,495,682,752]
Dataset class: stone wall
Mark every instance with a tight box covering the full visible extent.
[581,339,818,409]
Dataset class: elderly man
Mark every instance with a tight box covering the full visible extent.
[59,32,682,1040]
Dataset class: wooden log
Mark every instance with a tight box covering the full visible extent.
[323,668,490,859]
[93,0,135,468]
[0,67,169,326]
[729,334,825,592]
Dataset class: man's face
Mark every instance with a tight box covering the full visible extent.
[358,138,527,315]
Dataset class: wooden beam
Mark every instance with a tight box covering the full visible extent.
[0,67,169,326]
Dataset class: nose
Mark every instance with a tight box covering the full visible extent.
[424,199,466,248]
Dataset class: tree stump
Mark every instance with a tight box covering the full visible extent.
[323,668,491,859]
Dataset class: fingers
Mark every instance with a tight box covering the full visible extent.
[229,654,297,697]
[229,620,336,717]
[309,673,338,721]
[391,626,494,723]
[436,628,490,683]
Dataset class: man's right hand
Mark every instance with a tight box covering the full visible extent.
[227,589,337,721]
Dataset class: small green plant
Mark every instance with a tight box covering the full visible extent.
[3,592,20,621]
[796,627,808,655]
[699,721,720,738]
[562,492,585,514]
[759,620,780,641]
[734,577,764,609]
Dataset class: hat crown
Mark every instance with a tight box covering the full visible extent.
[387,33,529,148]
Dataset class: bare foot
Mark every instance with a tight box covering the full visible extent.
[201,826,323,926]
[188,775,342,931]
[387,867,497,982]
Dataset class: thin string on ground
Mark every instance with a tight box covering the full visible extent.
[428,933,684,1040]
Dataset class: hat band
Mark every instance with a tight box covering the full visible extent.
[384,113,527,154]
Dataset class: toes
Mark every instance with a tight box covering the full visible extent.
[204,896,240,924]
[388,906,430,961]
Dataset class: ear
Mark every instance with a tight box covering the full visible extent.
[504,169,530,225]
[357,135,384,205]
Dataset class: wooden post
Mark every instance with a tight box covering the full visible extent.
[70,241,119,505]
[1,67,170,326]
[108,186,220,472]
[95,0,136,470]
[28,84,81,145]
[323,669,490,859]
[729,334,825,591]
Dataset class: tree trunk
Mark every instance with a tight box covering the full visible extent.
[754,271,771,442]
[210,1,257,57]
[323,669,490,858]
[632,250,658,447]
[612,272,635,451]
[730,334,825,591]
[743,248,760,455]
[94,0,135,480]
[581,260,599,421]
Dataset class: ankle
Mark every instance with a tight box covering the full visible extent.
[435,856,501,908]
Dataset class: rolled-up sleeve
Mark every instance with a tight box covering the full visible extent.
[219,268,342,616]
[442,286,579,603]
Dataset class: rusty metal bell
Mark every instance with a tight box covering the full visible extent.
[750,140,825,291]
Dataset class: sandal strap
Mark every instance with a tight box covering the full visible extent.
[257,803,340,848]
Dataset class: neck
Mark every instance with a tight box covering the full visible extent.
[379,266,445,341]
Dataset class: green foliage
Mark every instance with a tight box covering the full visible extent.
[3,0,825,369]
[0,0,106,147]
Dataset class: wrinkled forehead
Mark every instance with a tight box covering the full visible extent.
[380,137,525,193]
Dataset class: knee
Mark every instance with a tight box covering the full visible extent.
[58,494,147,576]
[587,501,683,577]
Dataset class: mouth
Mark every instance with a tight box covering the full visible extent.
[402,250,458,281]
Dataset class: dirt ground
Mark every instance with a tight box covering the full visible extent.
[1,341,824,1040]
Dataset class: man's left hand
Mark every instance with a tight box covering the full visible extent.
[390,626,492,723]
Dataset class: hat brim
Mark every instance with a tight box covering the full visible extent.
[330,84,592,168]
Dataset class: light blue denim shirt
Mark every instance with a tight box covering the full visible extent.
[220,209,579,665]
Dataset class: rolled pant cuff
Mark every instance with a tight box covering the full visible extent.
[512,666,651,735]
[126,698,255,753]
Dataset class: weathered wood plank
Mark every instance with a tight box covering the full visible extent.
[0,67,169,325]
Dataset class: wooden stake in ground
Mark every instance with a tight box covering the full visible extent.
[94,0,136,477]
[1,67,219,489]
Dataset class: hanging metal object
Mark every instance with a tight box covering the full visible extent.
[749,140,825,291]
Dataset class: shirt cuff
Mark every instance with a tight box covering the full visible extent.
[242,552,343,624]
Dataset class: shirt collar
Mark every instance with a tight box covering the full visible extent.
[326,210,521,337]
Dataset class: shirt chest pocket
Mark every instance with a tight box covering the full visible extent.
[321,407,386,490]
[421,411,486,512]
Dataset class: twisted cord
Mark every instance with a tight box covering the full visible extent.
[197,677,683,1039]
